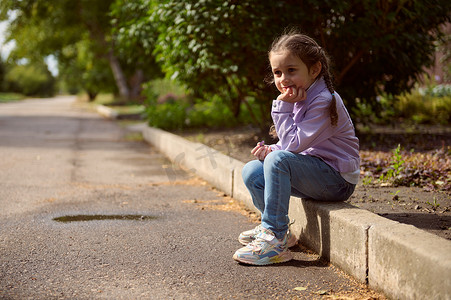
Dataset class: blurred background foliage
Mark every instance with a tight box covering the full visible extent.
[0,0,450,130]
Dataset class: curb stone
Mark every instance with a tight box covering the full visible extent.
[96,104,119,119]
[139,125,451,300]
[368,221,451,300]
[96,104,143,120]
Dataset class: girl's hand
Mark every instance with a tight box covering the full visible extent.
[277,86,307,103]
[251,142,272,160]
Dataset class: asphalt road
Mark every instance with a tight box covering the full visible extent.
[0,96,375,299]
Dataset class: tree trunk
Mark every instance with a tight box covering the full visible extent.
[129,69,144,101]
[87,90,98,102]
[107,50,130,100]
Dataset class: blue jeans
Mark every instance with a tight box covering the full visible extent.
[242,150,356,240]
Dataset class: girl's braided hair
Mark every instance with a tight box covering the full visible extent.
[269,32,338,127]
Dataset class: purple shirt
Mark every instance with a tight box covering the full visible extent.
[270,77,360,174]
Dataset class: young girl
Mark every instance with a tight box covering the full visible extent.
[233,32,360,265]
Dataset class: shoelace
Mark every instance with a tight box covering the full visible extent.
[252,224,263,234]
[250,221,295,250]
[248,230,276,251]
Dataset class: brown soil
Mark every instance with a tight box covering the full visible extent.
[178,125,451,241]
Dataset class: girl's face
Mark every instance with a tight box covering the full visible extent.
[270,50,321,95]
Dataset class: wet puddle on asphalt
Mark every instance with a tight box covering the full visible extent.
[53,214,158,223]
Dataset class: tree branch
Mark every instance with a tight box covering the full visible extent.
[336,50,365,85]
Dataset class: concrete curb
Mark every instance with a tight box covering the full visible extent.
[140,125,451,300]
[96,104,143,120]
[96,104,119,119]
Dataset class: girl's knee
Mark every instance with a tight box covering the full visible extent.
[264,150,292,168]
[242,160,263,183]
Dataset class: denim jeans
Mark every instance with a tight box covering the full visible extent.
[242,150,356,240]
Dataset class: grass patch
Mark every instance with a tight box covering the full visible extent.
[108,105,145,115]
[0,93,25,103]
[92,93,118,106]
[77,93,117,106]
[90,94,145,115]
[123,132,144,142]
[77,93,144,117]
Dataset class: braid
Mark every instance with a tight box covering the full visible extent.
[322,70,338,127]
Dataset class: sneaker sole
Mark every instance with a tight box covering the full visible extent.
[233,250,293,266]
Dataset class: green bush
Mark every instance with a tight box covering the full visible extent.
[145,97,257,131]
[117,0,451,128]
[145,100,189,130]
[142,79,188,130]
[186,96,240,128]
[142,78,256,130]
[0,93,25,103]
[421,84,451,98]
[146,78,187,101]
[394,87,451,125]
[353,83,451,126]
[5,63,55,97]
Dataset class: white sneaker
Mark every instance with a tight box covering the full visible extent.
[238,224,297,247]
[233,227,293,265]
